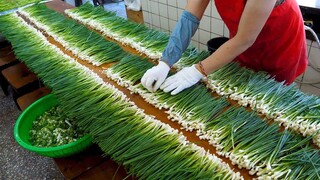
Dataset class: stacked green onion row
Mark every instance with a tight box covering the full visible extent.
[105,52,320,179]
[177,53,320,146]
[19,4,126,66]
[173,49,210,70]
[30,106,84,147]
[0,13,242,179]
[64,2,170,60]
[104,54,154,88]
[0,0,41,12]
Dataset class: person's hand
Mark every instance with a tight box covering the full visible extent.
[160,65,204,95]
[141,61,170,92]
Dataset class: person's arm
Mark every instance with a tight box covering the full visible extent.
[141,0,209,92]
[197,0,278,74]
[161,0,278,95]
[185,0,210,19]
[161,0,210,67]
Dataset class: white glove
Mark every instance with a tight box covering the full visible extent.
[141,61,170,92]
[160,65,204,95]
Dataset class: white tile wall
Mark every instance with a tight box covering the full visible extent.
[211,3,221,19]
[167,0,176,7]
[168,6,178,21]
[191,40,199,49]
[210,33,220,39]
[140,0,320,96]
[159,3,168,17]
[199,16,211,32]
[158,0,167,4]
[211,18,224,36]
[294,39,320,95]
[141,0,148,10]
[177,8,183,18]
[160,16,169,31]
[150,1,159,14]
[223,24,230,37]
[142,0,224,51]
[168,19,176,33]
[199,43,207,51]
[177,0,187,9]
[151,14,160,28]
[302,66,320,84]
[199,29,210,45]
[191,29,200,42]
[309,42,320,68]
[204,1,212,16]
[143,11,150,24]
[300,84,320,96]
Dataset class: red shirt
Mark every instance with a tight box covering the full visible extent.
[215,0,308,84]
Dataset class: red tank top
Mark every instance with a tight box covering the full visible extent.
[215,0,308,84]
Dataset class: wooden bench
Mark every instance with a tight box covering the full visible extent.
[17,87,51,111]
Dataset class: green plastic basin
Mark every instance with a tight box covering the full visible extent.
[14,93,93,158]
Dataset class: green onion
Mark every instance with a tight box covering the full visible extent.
[19,4,126,66]
[30,106,85,147]
[105,54,154,87]
[0,0,41,12]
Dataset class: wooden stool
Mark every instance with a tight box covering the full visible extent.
[0,53,17,67]
[0,53,19,95]
[1,62,40,108]
[17,87,51,111]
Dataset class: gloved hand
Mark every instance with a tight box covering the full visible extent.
[141,61,170,92]
[160,65,204,95]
